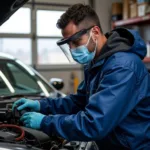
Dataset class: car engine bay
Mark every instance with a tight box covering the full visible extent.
[0,101,63,150]
[0,97,95,150]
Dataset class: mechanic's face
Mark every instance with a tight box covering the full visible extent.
[61,21,97,53]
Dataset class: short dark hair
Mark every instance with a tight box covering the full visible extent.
[56,3,103,33]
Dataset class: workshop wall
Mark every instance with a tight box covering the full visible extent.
[94,0,122,33]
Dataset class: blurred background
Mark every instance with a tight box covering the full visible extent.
[0,0,150,94]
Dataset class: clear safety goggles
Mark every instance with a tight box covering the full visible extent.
[57,26,94,63]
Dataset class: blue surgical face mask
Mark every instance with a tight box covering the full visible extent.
[70,34,97,64]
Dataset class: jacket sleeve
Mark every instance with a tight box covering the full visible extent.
[40,65,139,141]
[39,81,87,115]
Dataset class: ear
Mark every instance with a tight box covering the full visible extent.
[91,26,101,42]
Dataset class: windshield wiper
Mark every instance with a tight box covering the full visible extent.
[0,92,45,100]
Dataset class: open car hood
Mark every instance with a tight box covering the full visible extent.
[0,0,29,26]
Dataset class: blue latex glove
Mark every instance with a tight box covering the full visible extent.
[20,112,45,129]
[12,98,40,112]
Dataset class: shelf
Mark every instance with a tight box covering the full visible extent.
[143,57,150,63]
[112,15,150,65]
[112,14,150,28]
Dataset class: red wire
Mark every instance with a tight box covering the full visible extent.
[0,124,25,141]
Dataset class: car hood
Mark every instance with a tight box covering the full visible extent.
[0,0,29,26]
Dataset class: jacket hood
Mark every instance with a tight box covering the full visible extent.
[91,28,147,68]
[0,0,29,26]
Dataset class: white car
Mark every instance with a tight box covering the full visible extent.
[0,52,65,99]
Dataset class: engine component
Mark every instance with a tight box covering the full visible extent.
[63,141,80,150]
[0,105,31,125]
[0,130,18,141]
[13,105,30,119]
[0,124,51,149]
[0,142,41,150]
[0,124,25,141]
[0,111,6,122]
[0,124,61,150]
[22,126,52,149]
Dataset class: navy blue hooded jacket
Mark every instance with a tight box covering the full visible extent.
[39,28,150,150]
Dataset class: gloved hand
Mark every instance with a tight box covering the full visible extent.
[20,112,45,129]
[12,98,40,112]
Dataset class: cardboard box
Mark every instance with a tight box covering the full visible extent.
[123,0,130,20]
[138,2,149,16]
[130,0,137,4]
[112,2,123,15]
[130,3,137,18]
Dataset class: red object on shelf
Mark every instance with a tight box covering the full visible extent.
[112,14,150,28]
[143,57,150,63]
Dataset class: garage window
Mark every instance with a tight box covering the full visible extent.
[0,38,31,64]
[37,10,69,64]
[0,3,76,66]
[37,38,69,64]
[37,10,63,37]
[0,7,31,64]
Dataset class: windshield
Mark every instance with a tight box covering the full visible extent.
[0,59,53,96]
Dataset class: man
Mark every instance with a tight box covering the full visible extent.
[13,4,150,150]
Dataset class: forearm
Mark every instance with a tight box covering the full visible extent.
[39,95,85,115]
[40,112,98,141]
[40,111,110,141]
[39,81,87,115]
